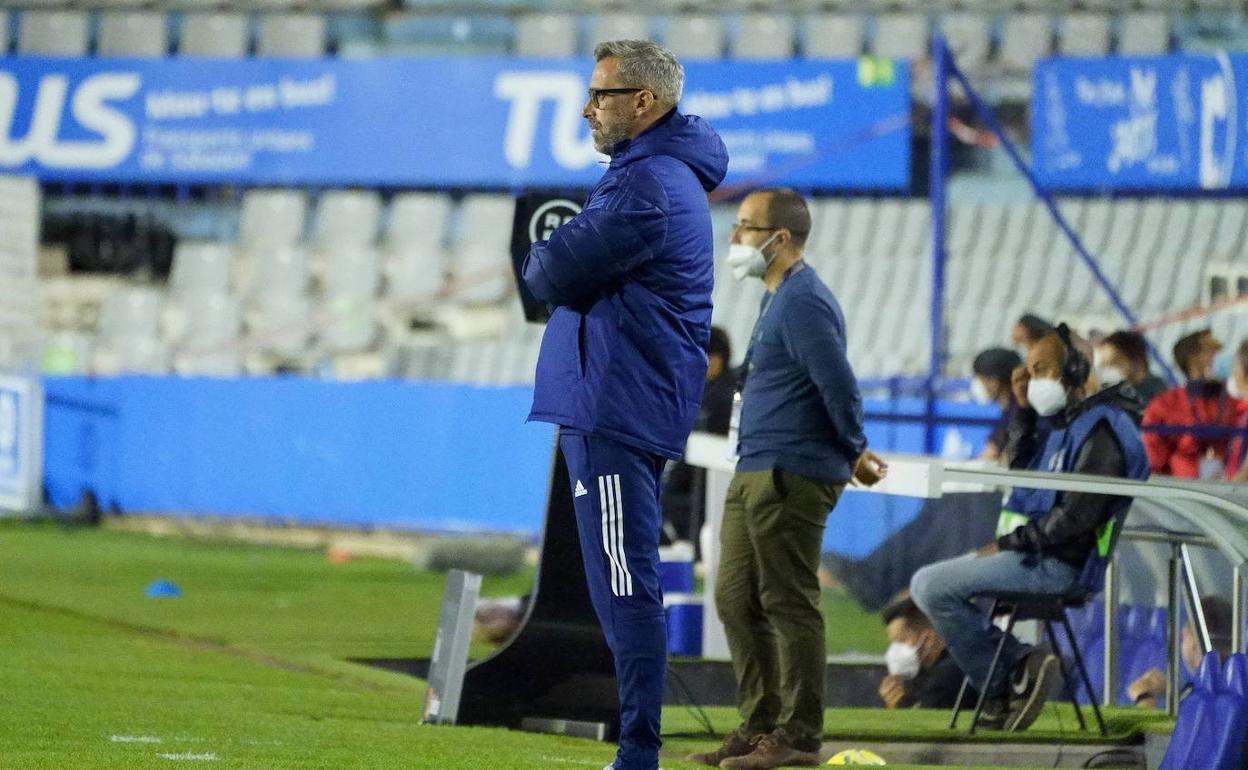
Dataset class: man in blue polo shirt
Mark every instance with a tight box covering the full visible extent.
[688,188,887,770]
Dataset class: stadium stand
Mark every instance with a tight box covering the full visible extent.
[33,192,1248,385]
[1,5,1243,76]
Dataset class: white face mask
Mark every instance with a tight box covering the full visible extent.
[969,377,993,405]
[1096,365,1126,388]
[1027,377,1069,417]
[1229,376,1244,399]
[726,232,780,281]
[885,641,921,679]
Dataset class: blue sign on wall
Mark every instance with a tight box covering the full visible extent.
[0,56,909,189]
[1034,53,1248,191]
[43,376,557,534]
[41,376,993,546]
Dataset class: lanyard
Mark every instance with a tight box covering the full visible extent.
[727,261,805,458]
[735,260,806,394]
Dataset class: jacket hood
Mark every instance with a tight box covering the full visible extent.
[609,109,729,192]
[1073,382,1147,424]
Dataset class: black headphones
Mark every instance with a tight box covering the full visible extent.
[1054,322,1091,388]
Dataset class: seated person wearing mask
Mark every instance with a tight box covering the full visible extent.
[1127,595,1233,708]
[879,597,965,710]
[911,324,1150,732]
[971,347,1024,462]
[1095,330,1167,405]
[1143,329,1248,479]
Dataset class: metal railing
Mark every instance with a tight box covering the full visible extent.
[683,434,1248,716]
[934,463,1248,717]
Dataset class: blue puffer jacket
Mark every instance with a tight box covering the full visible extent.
[523,109,729,459]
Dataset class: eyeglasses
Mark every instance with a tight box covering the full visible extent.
[730,223,779,234]
[586,87,644,108]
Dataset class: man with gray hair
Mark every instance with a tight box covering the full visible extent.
[523,40,727,770]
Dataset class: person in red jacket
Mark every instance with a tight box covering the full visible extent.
[1142,329,1248,478]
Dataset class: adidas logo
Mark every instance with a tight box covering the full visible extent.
[574,480,589,498]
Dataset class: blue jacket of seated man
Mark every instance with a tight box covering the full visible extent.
[522,109,729,460]
[998,383,1150,593]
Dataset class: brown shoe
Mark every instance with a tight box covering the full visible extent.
[718,728,820,769]
[684,729,759,767]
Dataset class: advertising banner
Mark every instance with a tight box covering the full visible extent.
[0,56,909,189]
[1034,53,1248,191]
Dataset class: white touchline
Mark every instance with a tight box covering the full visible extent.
[156,752,219,762]
[110,735,163,744]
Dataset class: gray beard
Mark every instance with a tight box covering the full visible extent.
[593,124,630,156]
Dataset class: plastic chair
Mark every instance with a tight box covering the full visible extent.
[584,13,650,55]
[732,13,795,60]
[97,11,168,57]
[1159,651,1223,769]
[1119,12,1170,55]
[950,590,1107,736]
[664,14,724,60]
[17,10,89,56]
[515,13,577,58]
[801,13,863,59]
[1207,653,1248,770]
[873,13,928,61]
[257,13,326,58]
[178,13,249,58]
[315,190,382,250]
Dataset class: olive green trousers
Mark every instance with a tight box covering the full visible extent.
[714,468,844,751]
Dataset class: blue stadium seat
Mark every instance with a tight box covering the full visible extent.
[1147,606,1168,642]
[1160,651,1222,770]
[1206,653,1248,770]
[1122,603,1148,641]
[1124,639,1167,708]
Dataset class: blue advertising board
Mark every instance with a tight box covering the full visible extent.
[40,375,990,543]
[0,56,909,189]
[1034,52,1248,191]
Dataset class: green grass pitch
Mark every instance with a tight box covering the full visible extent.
[0,522,1168,769]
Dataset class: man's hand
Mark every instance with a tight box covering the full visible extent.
[852,450,889,487]
[975,541,1000,558]
[1126,669,1165,708]
[1011,365,1031,409]
[878,674,906,709]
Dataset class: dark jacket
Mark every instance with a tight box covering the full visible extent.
[898,650,967,709]
[998,383,1148,569]
[661,369,735,542]
[524,110,728,459]
[736,264,866,484]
